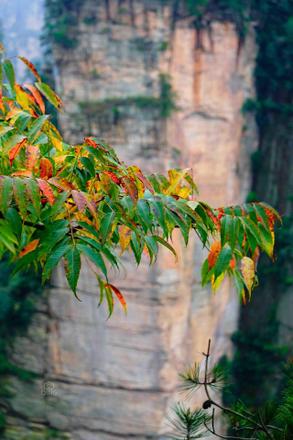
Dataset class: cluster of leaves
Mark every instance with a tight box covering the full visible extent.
[0,50,280,315]
[168,341,293,439]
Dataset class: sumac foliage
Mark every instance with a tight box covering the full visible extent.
[0,50,281,315]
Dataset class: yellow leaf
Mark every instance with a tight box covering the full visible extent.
[119,225,132,254]
[136,177,144,199]
[211,272,225,292]
[177,186,191,199]
[15,84,35,113]
[240,256,255,299]
[54,155,67,164]
[166,169,188,196]
[51,135,63,152]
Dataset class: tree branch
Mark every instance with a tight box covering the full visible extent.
[204,420,257,440]
[201,340,276,436]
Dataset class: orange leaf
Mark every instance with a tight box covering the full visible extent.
[207,240,221,269]
[9,138,27,165]
[26,145,39,171]
[136,168,154,193]
[121,176,138,203]
[264,207,275,231]
[24,83,45,114]
[72,190,87,212]
[37,178,55,205]
[18,57,41,82]
[39,157,53,179]
[105,283,127,314]
[84,137,108,152]
[103,171,121,185]
[207,209,220,230]
[216,208,225,220]
[84,137,98,148]
[229,256,236,269]
[49,177,75,191]
[0,89,5,112]
[11,170,32,177]
[19,239,39,258]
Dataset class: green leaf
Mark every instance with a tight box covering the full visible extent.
[220,216,239,251]
[0,219,18,253]
[195,223,208,246]
[253,203,269,227]
[137,199,152,233]
[77,235,102,251]
[41,191,68,221]
[214,244,232,279]
[80,156,95,178]
[144,236,158,263]
[5,208,22,239]
[166,208,189,245]
[153,235,177,260]
[97,276,105,307]
[77,221,100,240]
[130,231,143,265]
[64,246,81,296]
[77,242,108,278]
[105,284,114,318]
[3,59,15,91]
[35,82,62,109]
[27,115,48,143]
[259,201,281,222]
[0,125,14,138]
[258,222,274,257]
[2,133,26,150]
[234,270,246,301]
[42,239,70,282]
[13,177,27,217]
[100,210,116,243]
[195,202,215,231]
[38,220,69,255]
[201,258,212,286]
[220,214,232,246]
[175,199,201,224]
[100,246,118,268]
[151,199,168,238]
[0,177,13,214]
[26,178,41,217]
[240,217,260,244]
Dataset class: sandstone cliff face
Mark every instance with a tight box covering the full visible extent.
[4,1,257,439]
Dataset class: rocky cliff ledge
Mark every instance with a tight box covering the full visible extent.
[3,1,257,439]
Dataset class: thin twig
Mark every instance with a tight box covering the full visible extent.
[257,410,274,440]
[212,408,216,432]
[203,339,212,401]
[204,421,257,440]
[202,340,269,434]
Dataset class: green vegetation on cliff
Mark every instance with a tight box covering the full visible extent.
[0,259,41,434]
